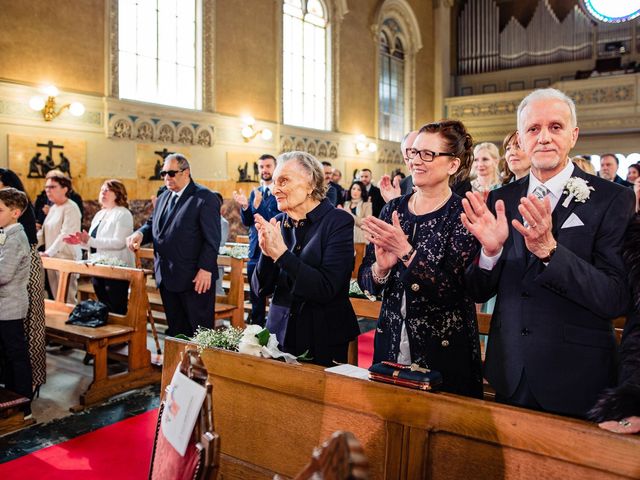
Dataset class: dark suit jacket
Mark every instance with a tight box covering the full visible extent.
[400,175,413,195]
[614,175,633,188]
[466,165,636,416]
[138,181,221,292]
[368,185,385,217]
[253,199,360,365]
[240,186,280,260]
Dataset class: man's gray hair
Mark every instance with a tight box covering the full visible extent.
[165,153,190,171]
[277,151,327,201]
[517,88,577,131]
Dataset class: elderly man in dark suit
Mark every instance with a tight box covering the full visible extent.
[233,154,280,326]
[127,153,221,337]
[461,88,636,418]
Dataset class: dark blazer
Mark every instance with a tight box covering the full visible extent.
[240,186,280,260]
[466,165,636,417]
[614,175,633,188]
[253,199,360,366]
[400,175,414,195]
[139,181,221,292]
[368,185,385,217]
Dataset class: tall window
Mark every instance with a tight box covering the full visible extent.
[283,0,330,130]
[118,0,201,109]
[379,19,405,142]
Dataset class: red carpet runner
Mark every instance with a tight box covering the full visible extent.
[0,333,375,479]
[0,409,157,479]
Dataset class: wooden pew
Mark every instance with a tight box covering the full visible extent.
[42,257,160,410]
[162,337,640,480]
[138,247,246,329]
[352,242,366,279]
[0,387,35,435]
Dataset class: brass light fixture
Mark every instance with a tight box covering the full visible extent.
[29,85,85,121]
[355,134,377,155]
[241,115,273,142]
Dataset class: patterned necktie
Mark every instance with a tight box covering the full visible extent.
[523,184,550,228]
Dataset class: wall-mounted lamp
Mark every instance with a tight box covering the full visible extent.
[29,85,85,122]
[355,134,377,155]
[241,116,273,142]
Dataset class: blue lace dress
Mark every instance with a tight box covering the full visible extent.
[358,193,483,398]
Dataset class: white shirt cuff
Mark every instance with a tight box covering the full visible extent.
[478,248,503,270]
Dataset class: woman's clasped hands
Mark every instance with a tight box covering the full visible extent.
[254,213,287,261]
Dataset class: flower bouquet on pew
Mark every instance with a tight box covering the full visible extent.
[188,325,305,364]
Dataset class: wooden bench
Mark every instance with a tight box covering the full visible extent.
[138,247,246,329]
[42,256,160,410]
[162,337,640,480]
[0,387,35,435]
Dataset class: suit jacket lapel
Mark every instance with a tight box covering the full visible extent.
[552,165,583,238]
[159,182,195,234]
[509,176,529,265]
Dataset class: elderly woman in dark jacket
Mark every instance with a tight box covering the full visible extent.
[253,151,360,366]
[590,214,640,434]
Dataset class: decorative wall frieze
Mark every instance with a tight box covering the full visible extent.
[107,113,214,147]
[377,140,403,164]
[279,135,339,159]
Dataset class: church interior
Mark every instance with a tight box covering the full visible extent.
[1,0,640,478]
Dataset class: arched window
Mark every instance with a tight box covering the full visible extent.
[282,0,330,130]
[379,18,405,142]
[118,0,201,109]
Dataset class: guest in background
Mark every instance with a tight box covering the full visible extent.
[322,161,339,206]
[572,155,596,175]
[590,213,640,434]
[501,131,531,185]
[253,151,359,366]
[599,153,632,187]
[34,170,84,228]
[341,180,372,244]
[379,130,420,203]
[37,171,81,303]
[213,192,229,296]
[331,168,346,206]
[627,163,640,183]
[233,154,279,326]
[0,169,46,395]
[64,179,134,314]
[635,178,640,212]
[359,120,482,398]
[471,142,501,200]
[359,168,385,217]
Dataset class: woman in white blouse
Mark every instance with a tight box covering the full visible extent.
[37,172,81,303]
[65,179,134,314]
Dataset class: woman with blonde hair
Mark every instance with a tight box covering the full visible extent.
[572,155,596,175]
[471,142,501,200]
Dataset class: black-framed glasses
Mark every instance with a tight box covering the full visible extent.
[159,169,186,178]
[405,148,456,163]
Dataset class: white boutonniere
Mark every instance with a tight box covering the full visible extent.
[562,177,594,208]
[0,230,5,246]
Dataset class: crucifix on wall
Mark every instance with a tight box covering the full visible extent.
[149,147,174,180]
[28,140,72,178]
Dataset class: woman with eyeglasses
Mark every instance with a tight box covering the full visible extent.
[37,171,81,303]
[64,179,135,314]
[358,121,482,398]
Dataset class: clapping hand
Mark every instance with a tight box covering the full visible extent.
[461,191,509,257]
[232,189,249,210]
[362,211,410,272]
[63,230,91,246]
[254,213,287,261]
[379,175,401,203]
[512,194,556,259]
[252,188,263,209]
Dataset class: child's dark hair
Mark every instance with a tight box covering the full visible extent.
[0,187,28,214]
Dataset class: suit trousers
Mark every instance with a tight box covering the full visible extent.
[0,319,34,408]
[159,285,215,337]
[247,260,266,327]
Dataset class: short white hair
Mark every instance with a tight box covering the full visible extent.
[517,88,577,131]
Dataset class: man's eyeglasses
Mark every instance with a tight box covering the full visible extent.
[160,169,186,178]
[405,148,456,163]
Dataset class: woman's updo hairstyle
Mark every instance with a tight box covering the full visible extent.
[418,120,474,185]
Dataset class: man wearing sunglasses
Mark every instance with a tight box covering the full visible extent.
[127,153,221,337]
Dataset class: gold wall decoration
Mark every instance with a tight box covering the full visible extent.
[8,134,86,201]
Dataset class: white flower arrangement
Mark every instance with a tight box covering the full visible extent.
[220,244,250,259]
[562,177,594,208]
[87,254,130,267]
[190,324,300,364]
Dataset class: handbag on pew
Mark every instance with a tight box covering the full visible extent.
[368,361,443,391]
[149,349,220,480]
[66,300,109,328]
